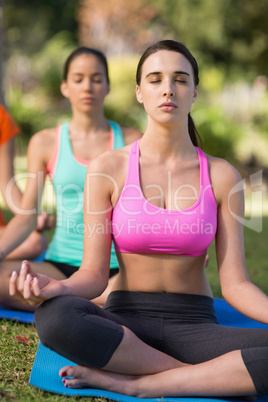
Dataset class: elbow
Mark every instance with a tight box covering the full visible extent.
[221,286,230,303]
[80,267,109,298]
[221,278,251,305]
[96,277,109,296]
[221,280,239,303]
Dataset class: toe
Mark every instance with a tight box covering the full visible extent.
[64,377,87,389]
[59,365,75,377]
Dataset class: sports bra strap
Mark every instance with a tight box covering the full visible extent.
[109,120,125,149]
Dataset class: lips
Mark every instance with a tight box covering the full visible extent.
[159,102,177,111]
[81,98,94,103]
[159,102,177,108]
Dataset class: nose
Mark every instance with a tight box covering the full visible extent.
[163,90,174,97]
[84,79,93,91]
[162,80,174,97]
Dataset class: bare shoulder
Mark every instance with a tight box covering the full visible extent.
[206,154,242,202]
[28,128,57,163]
[88,144,131,176]
[87,145,131,198]
[207,153,242,184]
[121,126,143,145]
[29,127,57,147]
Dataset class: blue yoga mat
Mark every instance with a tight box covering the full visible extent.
[0,305,34,323]
[213,298,268,328]
[29,298,268,401]
[30,342,268,402]
[33,250,47,262]
[2,297,268,326]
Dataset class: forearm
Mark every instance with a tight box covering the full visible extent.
[60,268,108,300]
[0,214,37,259]
[0,138,23,213]
[222,280,268,324]
[4,183,23,215]
[0,178,23,213]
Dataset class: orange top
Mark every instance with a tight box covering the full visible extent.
[0,105,20,146]
[0,208,6,226]
[0,105,20,225]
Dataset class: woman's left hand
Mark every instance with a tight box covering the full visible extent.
[9,260,65,306]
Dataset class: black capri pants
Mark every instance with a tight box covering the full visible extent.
[35,291,268,395]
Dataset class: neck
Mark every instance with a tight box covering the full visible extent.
[141,119,195,158]
[70,109,109,135]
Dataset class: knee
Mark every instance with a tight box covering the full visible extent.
[0,266,12,304]
[242,347,268,395]
[35,296,72,345]
[34,295,96,349]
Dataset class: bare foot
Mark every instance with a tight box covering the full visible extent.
[59,364,132,394]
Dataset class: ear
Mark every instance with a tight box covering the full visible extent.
[192,86,198,104]
[136,85,143,104]
[60,81,69,99]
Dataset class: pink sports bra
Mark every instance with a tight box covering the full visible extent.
[112,140,217,256]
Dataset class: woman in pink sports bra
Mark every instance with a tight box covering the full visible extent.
[10,41,268,398]
[0,47,141,311]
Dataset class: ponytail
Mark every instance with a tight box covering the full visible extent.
[188,113,202,147]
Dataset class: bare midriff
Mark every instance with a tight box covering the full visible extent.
[112,252,213,297]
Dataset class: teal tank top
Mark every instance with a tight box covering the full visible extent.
[45,120,125,268]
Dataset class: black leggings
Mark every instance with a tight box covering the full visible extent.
[35,291,268,395]
[44,259,119,278]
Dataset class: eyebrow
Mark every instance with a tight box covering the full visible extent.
[71,72,104,77]
[145,71,190,78]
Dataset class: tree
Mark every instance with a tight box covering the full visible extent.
[78,0,268,77]
[77,0,158,55]
[148,0,268,78]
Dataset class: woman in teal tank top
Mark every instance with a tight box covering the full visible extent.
[0,47,142,311]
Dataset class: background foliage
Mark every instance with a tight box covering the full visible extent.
[1,0,268,174]
[1,0,268,175]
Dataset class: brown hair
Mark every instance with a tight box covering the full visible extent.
[63,47,110,85]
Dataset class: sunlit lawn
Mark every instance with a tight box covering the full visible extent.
[0,319,103,401]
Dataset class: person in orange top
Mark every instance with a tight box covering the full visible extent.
[0,104,20,226]
[0,104,48,259]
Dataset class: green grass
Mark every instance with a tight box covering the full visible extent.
[0,320,106,401]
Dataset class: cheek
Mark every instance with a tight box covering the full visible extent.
[96,85,109,97]
[140,87,156,103]
[68,85,82,95]
[67,87,84,104]
[179,88,195,102]
[142,98,155,115]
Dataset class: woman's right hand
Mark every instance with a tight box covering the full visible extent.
[9,260,65,306]
[36,211,55,232]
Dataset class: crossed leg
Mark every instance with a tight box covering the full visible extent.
[59,339,256,397]
[34,291,267,397]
